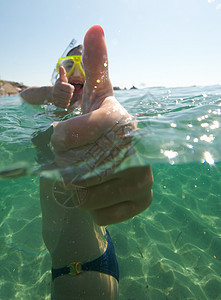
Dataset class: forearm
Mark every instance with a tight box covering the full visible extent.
[20,86,53,105]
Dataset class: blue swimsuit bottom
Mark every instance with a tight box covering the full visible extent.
[52,229,119,282]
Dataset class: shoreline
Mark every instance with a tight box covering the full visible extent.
[0,79,138,98]
[0,80,28,97]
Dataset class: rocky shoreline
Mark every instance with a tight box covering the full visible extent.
[113,85,138,91]
[0,80,138,98]
[0,80,28,97]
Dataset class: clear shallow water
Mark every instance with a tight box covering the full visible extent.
[0,85,220,299]
[117,85,221,166]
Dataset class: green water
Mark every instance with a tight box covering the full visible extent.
[0,86,220,299]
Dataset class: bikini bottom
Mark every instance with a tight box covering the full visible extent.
[51,229,119,282]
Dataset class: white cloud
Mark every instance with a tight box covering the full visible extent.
[208,0,221,10]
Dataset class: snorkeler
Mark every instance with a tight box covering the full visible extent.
[39,25,153,300]
[20,44,85,109]
[20,25,153,225]
[22,25,153,299]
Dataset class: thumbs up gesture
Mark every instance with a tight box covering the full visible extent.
[51,66,75,108]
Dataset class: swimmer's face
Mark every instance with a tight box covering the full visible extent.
[67,48,85,107]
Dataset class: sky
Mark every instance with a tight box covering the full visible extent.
[0,0,221,89]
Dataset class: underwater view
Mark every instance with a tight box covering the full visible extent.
[0,85,221,299]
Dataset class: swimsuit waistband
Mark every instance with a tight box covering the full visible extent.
[51,229,119,282]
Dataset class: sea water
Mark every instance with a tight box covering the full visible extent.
[0,85,220,299]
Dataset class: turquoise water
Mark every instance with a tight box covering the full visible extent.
[0,85,220,299]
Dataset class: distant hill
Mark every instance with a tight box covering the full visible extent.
[0,80,28,97]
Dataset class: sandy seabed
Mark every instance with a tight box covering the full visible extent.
[0,162,221,300]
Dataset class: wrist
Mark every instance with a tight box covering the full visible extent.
[51,121,68,151]
[44,86,54,102]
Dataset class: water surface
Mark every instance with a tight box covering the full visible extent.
[0,85,220,299]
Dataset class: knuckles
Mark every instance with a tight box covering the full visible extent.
[53,82,74,97]
[51,82,74,108]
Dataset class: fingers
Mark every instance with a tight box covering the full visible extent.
[59,66,68,83]
[81,176,152,210]
[82,25,113,102]
[53,87,73,101]
[83,25,107,75]
[78,166,153,210]
[52,68,74,108]
[52,86,73,108]
[90,190,153,226]
[87,166,153,225]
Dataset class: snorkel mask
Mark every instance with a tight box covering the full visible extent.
[51,38,81,85]
[56,55,85,78]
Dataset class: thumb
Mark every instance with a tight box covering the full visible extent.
[59,66,68,83]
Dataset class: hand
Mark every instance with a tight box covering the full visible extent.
[80,26,153,225]
[73,166,153,226]
[51,66,74,108]
[51,25,153,226]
